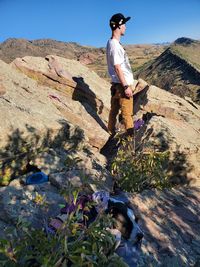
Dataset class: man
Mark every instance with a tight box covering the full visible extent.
[106,13,134,136]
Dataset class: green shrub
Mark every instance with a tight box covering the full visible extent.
[111,137,171,193]
[0,188,127,267]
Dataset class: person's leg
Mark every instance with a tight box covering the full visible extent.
[120,96,133,132]
[108,96,120,134]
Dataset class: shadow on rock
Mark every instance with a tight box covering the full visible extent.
[72,76,107,131]
[0,119,86,185]
[131,186,200,266]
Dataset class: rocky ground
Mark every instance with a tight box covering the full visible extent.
[0,146,113,232]
[131,187,200,266]
[0,55,200,266]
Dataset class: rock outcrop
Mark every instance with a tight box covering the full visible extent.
[0,56,111,187]
[1,56,110,147]
[0,55,113,233]
[10,55,110,145]
[0,53,200,266]
[134,85,200,186]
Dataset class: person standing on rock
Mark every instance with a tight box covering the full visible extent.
[106,13,134,136]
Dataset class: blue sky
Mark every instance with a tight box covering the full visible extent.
[0,0,199,47]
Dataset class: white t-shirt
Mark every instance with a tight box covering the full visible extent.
[106,38,134,85]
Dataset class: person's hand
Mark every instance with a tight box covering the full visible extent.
[124,86,133,98]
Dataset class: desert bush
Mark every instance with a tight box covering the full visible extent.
[111,137,171,193]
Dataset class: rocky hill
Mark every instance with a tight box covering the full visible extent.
[0,38,165,80]
[137,37,200,104]
[0,55,200,266]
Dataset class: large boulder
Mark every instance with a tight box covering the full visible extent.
[0,57,111,184]
[134,85,200,185]
[10,55,111,147]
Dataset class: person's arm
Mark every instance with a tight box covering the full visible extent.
[114,64,132,98]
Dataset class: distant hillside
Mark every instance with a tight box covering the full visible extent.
[0,38,102,63]
[136,37,200,104]
[0,38,165,80]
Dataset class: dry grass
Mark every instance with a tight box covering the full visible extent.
[171,42,200,70]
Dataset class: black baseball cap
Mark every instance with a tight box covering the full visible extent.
[109,13,131,30]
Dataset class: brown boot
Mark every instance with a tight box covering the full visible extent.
[126,128,134,136]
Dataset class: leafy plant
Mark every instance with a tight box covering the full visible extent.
[111,136,171,192]
[0,167,12,186]
[0,187,127,267]
[65,155,83,170]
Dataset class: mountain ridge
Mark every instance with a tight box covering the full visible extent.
[136,37,200,104]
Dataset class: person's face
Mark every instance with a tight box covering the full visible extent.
[120,23,126,36]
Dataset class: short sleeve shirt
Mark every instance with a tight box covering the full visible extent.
[106,38,134,85]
